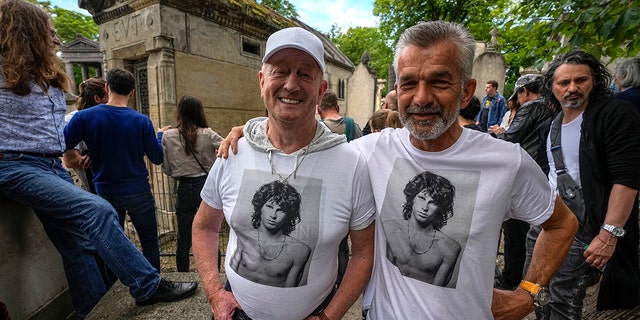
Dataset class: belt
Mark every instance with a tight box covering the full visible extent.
[0,151,63,159]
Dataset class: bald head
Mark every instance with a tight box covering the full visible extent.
[383,90,398,110]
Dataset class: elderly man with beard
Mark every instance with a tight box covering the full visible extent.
[218,21,578,320]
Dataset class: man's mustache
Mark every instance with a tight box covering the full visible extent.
[405,104,442,115]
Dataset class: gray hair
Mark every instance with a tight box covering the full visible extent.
[614,57,640,89]
[393,21,476,85]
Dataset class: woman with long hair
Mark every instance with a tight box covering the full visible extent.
[162,95,223,271]
[1,0,198,315]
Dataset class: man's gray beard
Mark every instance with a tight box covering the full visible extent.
[401,102,460,140]
[560,95,587,109]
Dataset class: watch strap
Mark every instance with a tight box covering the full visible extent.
[601,223,625,237]
[519,280,541,295]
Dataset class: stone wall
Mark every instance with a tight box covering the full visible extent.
[472,51,507,100]
[347,63,377,128]
[0,199,73,320]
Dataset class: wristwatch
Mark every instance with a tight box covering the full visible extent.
[601,224,626,237]
[519,280,550,307]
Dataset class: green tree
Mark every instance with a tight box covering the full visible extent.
[373,0,511,46]
[331,26,394,83]
[51,6,99,42]
[258,0,298,19]
[371,0,523,89]
[515,0,640,64]
[26,0,99,42]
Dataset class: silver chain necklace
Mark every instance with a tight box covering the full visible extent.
[257,230,286,261]
[408,222,436,255]
[267,149,308,184]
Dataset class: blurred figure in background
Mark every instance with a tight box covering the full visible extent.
[369,109,403,133]
[63,77,108,193]
[457,96,483,131]
[613,57,640,112]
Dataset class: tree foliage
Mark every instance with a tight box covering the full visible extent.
[51,6,99,42]
[373,0,511,46]
[259,0,299,19]
[27,0,99,43]
[330,26,394,83]
[515,0,640,65]
[369,0,515,89]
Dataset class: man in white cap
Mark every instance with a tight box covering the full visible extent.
[192,27,375,320]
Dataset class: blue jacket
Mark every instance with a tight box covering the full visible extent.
[476,93,507,130]
[614,86,640,113]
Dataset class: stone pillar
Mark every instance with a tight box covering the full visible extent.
[65,62,76,94]
[81,64,89,81]
[146,35,176,128]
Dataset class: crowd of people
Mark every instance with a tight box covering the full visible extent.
[1,0,639,319]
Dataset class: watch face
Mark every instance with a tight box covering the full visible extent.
[535,287,551,306]
[614,227,626,237]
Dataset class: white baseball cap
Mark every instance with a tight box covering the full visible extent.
[262,27,325,72]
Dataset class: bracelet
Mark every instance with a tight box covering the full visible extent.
[595,234,615,246]
[319,310,330,320]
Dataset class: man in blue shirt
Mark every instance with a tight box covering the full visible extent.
[476,80,507,131]
[65,68,169,276]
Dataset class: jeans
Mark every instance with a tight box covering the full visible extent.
[102,190,161,272]
[174,176,207,272]
[0,153,159,317]
[525,225,598,320]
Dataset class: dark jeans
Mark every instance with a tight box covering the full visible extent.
[175,176,207,272]
[497,219,530,289]
[212,282,336,320]
[102,190,161,272]
[525,225,599,319]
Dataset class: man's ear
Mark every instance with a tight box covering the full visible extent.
[318,80,328,102]
[460,79,477,108]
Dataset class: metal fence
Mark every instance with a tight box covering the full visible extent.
[119,161,229,271]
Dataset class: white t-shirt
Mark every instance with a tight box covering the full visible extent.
[547,113,583,191]
[353,127,555,319]
[499,110,512,130]
[201,138,375,320]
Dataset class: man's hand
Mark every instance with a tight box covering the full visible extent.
[583,231,617,270]
[488,124,505,135]
[158,125,172,133]
[491,287,535,320]
[210,288,241,320]
[217,125,244,158]
[79,154,92,169]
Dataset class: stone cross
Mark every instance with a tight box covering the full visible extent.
[487,28,499,51]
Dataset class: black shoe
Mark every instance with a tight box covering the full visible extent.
[136,278,198,306]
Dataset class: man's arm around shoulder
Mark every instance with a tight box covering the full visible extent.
[491,196,578,320]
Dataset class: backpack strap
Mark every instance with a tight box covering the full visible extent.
[344,117,355,142]
[549,112,567,175]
